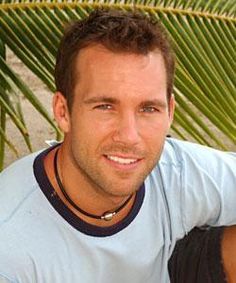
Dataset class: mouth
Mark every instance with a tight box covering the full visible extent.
[106,155,138,164]
[103,154,142,169]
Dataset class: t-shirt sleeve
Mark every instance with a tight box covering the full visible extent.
[171,140,236,232]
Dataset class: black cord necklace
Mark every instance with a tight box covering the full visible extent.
[53,148,133,221]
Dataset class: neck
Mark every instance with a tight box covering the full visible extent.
[44,145,135,227]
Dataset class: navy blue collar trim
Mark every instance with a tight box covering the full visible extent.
[33,145,145,237]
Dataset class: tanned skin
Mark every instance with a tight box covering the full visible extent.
[222,226,236,283]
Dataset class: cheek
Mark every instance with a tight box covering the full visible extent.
[140,117,170,135]
[140,119,170,146]
[144,133,165,151]
[71,118,112,151]
[90,117,118,142]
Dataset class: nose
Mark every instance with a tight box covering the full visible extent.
[112,112,140,145]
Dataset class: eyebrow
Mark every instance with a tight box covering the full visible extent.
[83,96,120,105]
[139,99,168,109]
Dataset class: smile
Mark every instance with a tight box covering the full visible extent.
[105,155,139,165]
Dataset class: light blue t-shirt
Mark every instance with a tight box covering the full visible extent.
[0,138,235,283]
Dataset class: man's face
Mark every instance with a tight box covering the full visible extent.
[60,45,174,198]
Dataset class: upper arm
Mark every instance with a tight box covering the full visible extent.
[222,226,236,283]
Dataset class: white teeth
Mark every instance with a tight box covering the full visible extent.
[106,155,137,165]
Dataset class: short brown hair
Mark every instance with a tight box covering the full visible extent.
[55,8,175,109]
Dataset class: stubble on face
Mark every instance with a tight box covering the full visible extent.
[68,137,163,198]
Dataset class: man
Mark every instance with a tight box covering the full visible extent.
[0,8,235,283]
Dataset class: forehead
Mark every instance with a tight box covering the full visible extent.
[73,45,167,101]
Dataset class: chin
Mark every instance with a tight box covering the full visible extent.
[105,182,142,198]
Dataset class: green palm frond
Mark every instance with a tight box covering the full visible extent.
[0,0,235,169]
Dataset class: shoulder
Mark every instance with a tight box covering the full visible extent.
[163,138,235,162]
[147,137,236,189]
[0,150,41,191]
[161,138,235,176]
[147,138,236,214]
[0,150,44,225]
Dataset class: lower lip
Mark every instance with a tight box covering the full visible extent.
[103,155,142,170]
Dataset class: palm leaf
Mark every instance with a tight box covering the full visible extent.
[0,0,235,169]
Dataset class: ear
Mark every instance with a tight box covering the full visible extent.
[53,92,71,133]
[168,94,175,125]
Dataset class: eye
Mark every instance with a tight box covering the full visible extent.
[94,104,113,110]
[140,106,159,113]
